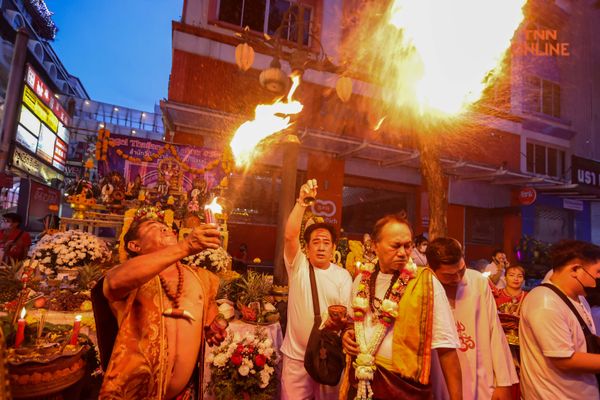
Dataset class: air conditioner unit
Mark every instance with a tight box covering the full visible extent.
[27,39,44,62]
[3,9,25,31]
[43,61,57,80]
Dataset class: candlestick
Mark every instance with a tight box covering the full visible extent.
[69,315,82,345]
[15,308,26,348]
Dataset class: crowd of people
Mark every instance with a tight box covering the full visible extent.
[3,178,600,400]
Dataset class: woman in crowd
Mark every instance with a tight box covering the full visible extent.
[494,264,528,400]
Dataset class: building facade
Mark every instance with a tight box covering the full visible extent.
[162,0,600,270]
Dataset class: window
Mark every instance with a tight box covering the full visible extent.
[524,76,561,118]
[218,0,312,45]
[525,141,566,178]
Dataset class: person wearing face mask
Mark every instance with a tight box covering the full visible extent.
[412,234,428,267]
[0,213,31,262]
[520,240,600,400]
[428,237,517,400]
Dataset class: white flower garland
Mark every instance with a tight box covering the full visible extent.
[351,260,416,400]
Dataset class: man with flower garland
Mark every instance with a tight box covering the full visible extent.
[97,218,227,399]
[281,179,353,400]
[341,214,462,400]
[427,237,517,400]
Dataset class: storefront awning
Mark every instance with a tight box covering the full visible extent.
[160,100,569,189]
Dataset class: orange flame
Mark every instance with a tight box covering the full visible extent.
[230,74,304,166]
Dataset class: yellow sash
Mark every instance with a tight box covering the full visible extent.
[391,267,434,385]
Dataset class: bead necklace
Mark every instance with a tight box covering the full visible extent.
[369,269,400,315]
[159,263,195,322]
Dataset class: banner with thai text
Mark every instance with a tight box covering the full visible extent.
[98,134,225,192]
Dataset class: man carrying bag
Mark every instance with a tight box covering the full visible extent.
[281,179,353,400]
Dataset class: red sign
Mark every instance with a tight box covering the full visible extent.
[24,64,70,126]
[518,187,537,205]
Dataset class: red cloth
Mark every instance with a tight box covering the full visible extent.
[0,229,31,261]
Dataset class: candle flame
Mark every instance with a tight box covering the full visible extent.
[482,271,491,278]
[205,197,223,214]
[20,308,26,319]
[75,315,82,322]
[230,73,304,167]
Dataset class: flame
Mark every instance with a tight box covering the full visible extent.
[348,0,525,116]
[20,307,26,319]
[75,315,82,322]
[482,271,491,278]
[205,197,223,214]
[230,74,304,166]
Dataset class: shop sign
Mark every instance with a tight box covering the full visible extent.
[22,85,59,133]
[12,146,63,183]
[518,187,537,205]
[311,200,337,218]
[24,64,70,126]
[563,199,584,211]
[572,155,600,189]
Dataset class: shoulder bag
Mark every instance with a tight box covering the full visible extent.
[303,263,345,386]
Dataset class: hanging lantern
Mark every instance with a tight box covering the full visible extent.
[235,43,255,72]
[336,76,353,103]
[259,58,288,94]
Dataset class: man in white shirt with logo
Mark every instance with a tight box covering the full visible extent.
[520,240,600,400]
[281,179,353,400]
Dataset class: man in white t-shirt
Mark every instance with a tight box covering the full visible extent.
[484,249,509,289]
[281,179,353,400]
[520,240,600,400]
[427,237,517,400]
[341,213,462,399]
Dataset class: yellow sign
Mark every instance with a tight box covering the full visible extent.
[22,85,58,133]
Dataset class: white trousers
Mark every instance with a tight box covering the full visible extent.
[281,354,340,400]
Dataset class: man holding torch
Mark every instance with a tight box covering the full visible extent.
[98,219,227,399]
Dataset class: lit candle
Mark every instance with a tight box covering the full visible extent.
[204,197,223,225]
[69,315,82,345]
[15,308,26,348]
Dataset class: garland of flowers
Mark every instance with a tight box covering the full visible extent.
[95,128,110,161]
[351,261,416,400]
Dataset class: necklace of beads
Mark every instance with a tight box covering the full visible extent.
[159,262,184,309]
[351,261,416,400]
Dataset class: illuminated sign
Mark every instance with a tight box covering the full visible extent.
[24,64,70,126]
[14,65,70,176]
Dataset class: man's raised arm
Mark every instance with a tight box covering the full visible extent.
[284,179,317,265]
[104,224,221,301]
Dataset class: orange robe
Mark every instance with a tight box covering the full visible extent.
[99,266,220,399]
